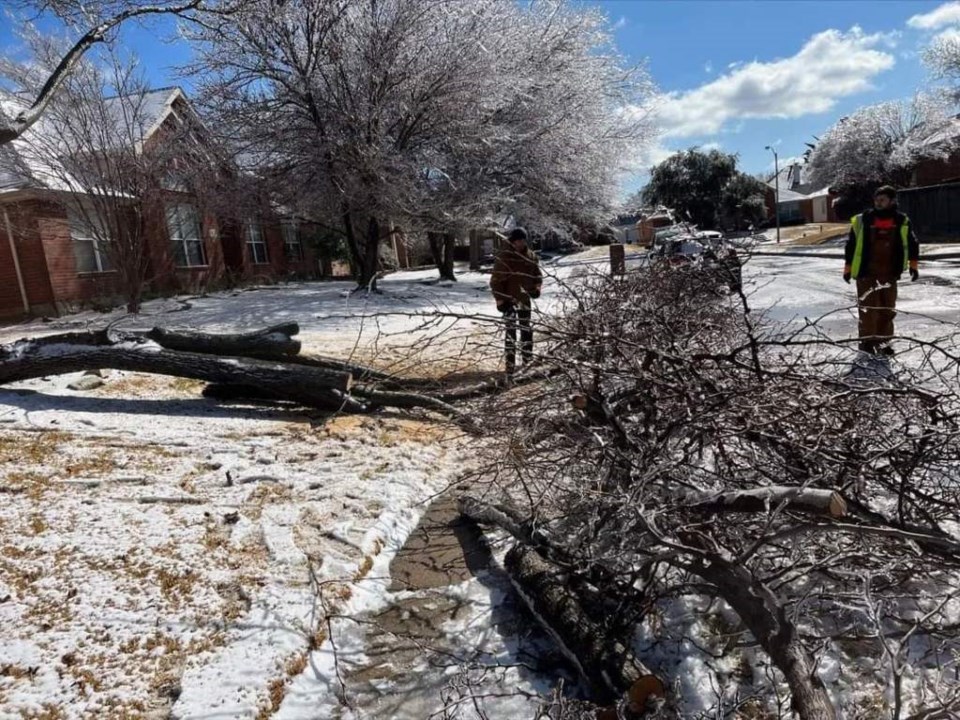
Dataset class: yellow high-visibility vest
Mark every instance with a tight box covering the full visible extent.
[850,214,910,279]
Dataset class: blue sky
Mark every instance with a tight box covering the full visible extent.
[3,0,960,192]
[594,0,960,189]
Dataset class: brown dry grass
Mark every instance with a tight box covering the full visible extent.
[254,652,309,720]
[0,431,70,466]
[19,704,68,720]
[242,483,294,522]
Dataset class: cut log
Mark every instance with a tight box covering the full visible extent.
[0,331,354,411]
[686,486,847,518]
[504,544,665,712]
[144,322,301,358]
[458,494,536,546]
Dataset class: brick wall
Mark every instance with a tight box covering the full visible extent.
[0,201,56,319]
[913,152,960,187]
[36,203,122,311]
[2,191,325,321]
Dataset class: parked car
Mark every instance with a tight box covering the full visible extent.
[557,238,585,254]
[695,230,723,243]
[651,236,742,292]
[649,225,687,250]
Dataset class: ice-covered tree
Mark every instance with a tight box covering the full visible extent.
[188,0,656,288]
[924,30,960,102]
[806,93,958,196]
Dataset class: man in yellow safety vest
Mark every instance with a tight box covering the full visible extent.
[843,185,920,355]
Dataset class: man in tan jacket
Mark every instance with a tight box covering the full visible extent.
[490,227,542,373]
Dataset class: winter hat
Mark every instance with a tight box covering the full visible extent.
[508,227,528,243]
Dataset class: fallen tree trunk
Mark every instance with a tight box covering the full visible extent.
[0,331,357,411]
[459,495,662,708]
[686,486,847,518]
[504,544,665,714]
[144,322,301,358]
[691,556,838,720]
[352,386,479,433]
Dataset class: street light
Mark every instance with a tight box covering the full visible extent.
[765,145,780,244]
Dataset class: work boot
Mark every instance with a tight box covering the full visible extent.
[877,344,894,357]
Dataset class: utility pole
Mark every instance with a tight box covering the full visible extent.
[765,145,780,244]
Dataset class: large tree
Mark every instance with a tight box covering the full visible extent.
[924,32,960,102]
[806,93,958,212]
[188,0,655,288]
[642,148,760,230]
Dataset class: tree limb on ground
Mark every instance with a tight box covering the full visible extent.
[0,0,206,146]
[684,486,848,518]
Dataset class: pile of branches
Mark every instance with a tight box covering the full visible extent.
[461,264,960,719]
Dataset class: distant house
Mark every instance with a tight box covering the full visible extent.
[610,211,644,244]
[764,163,839,225]
[910,117,960,187]
[0,87,323,320]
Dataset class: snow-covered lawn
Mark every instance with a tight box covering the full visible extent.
[0,262,585,719]
[5,250,960,718]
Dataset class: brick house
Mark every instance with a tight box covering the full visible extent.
[765,163,840,225]
[0,87,322,320]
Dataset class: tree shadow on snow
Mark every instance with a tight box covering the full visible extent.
[0,388,335,425]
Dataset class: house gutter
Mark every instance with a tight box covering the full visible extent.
[2,207,29,315]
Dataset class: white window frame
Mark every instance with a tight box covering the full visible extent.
[68,209,113,274]
[166,203,206,268]
[247,221,269,265]
[282,220,304,262]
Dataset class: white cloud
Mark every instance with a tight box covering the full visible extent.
[704,61,713,74]
[652,27,896,139]
[700,141,722,151]
[637,141,677,168]
[612,15,628,30]
[907,2,960,30]
[934,26,960,43]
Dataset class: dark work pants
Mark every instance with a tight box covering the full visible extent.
[504,305,532,371]
[856,277,897,352]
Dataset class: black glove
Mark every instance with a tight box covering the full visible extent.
[842,271,851,284]
[528,286,541,300]
[497,301,514,314]
[910,267,919,282]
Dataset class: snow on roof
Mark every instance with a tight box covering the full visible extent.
[919,115,960,148]
[0,87,187,194]
[766,161,830,199]
[774,186,809,204]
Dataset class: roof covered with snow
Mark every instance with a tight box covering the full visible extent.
[766,161,829,201]
[0,87,189,194]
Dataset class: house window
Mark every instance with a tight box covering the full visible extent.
[282,221,303,261]
[69,209,113,273]
[166,204,206,267]
[247,222,269,264]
